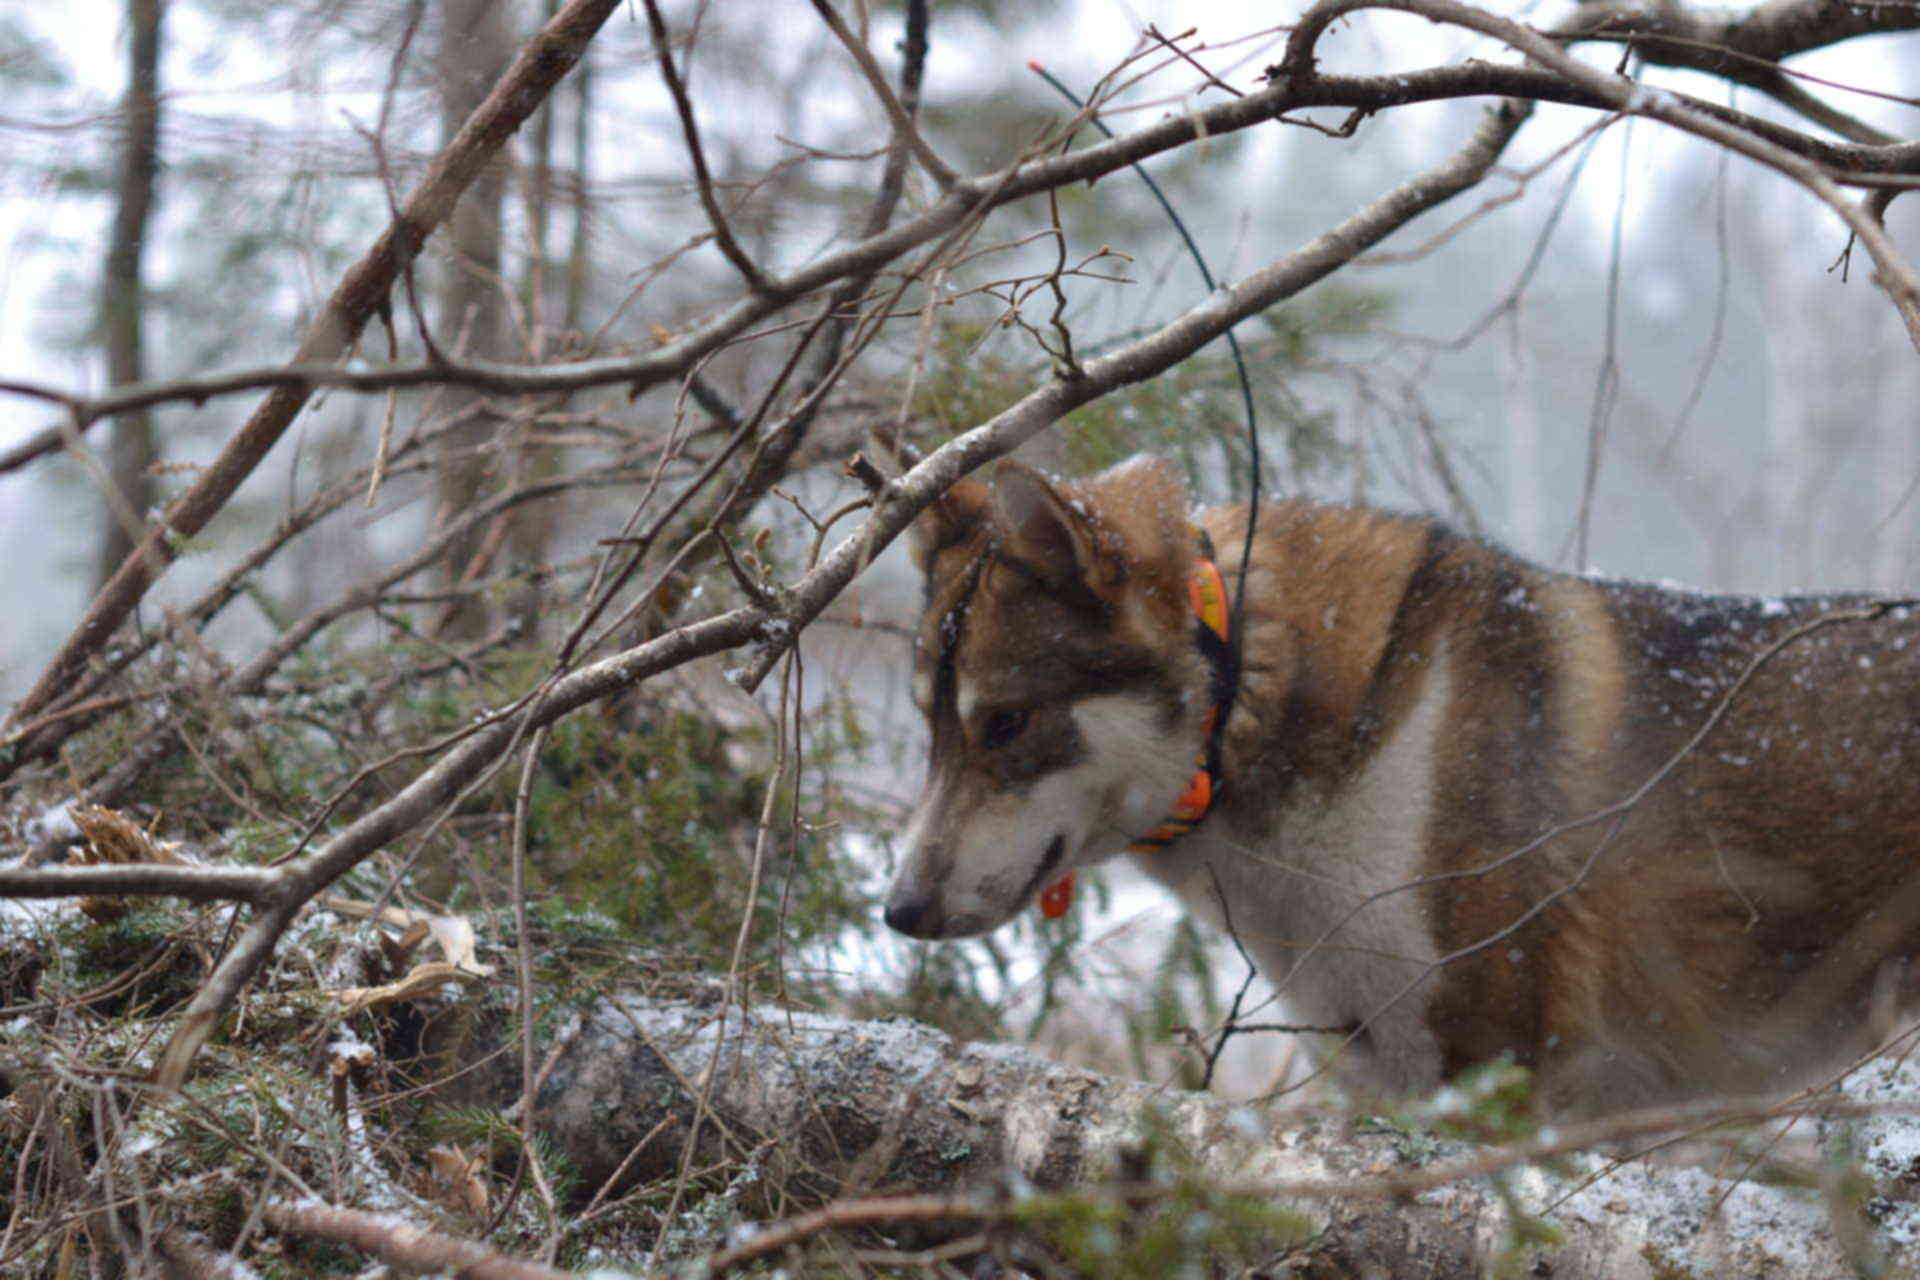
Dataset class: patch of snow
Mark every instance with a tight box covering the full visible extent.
[1545,1157,1834,1275]
[24,802,79,845]
[328,1028,373,1059]
[1833,1052,1920,1189]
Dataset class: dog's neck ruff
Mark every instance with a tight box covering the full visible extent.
[1038,537,1236,919]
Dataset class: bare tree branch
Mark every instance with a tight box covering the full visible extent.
[0,861,277,905]
[260,1201,576,1280]
[808,0,957,191]
[640,0,773,293]
[4,53,1916,462]
[1556,0,1920,73]
[1550,3,1914,144]
[1275,0,1920,343]
[2,0,622,747]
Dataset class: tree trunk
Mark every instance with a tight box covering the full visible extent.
[502,0,565,625]
[95,0,164,589]
[535,990,1882,1278]
[433,0,514,636]
[563,45,592,338]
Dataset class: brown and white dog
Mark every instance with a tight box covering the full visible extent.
[883,454,1920,1115]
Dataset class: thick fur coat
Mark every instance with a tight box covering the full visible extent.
[884,455,1920,1115]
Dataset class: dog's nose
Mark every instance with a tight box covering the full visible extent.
[884,895,936,937]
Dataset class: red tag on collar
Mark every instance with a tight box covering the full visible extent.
[1038,870,1076,919]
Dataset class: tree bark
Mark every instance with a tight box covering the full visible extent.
[433,0,515,637]
[536,990,1883,1278]
[563,46,591,338]
[96,0,163,589]
[502,0,567,626]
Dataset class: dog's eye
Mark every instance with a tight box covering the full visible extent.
[982,708,1030,750]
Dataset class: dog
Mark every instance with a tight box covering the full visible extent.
[883,454,1920,1115]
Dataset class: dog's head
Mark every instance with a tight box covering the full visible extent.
[883,456,1214,938]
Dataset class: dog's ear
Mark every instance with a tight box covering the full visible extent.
[994,456,1192,598]
[908,475,991,572]
[992,460,1102,585]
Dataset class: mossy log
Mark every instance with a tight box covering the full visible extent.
[535,988,1886,1277]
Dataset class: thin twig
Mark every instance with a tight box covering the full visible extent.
[511,726,561,1246]
[808,0,957,190]
[641,0,772,292]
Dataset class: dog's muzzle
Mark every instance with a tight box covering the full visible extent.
[883,892,937,938]
[884,835,1066,939]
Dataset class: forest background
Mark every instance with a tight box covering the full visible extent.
[5,0,1920,1274]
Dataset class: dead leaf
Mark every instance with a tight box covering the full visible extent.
[423,913,486,975]
[69,806,194,921]
[319,897,495,978]
[327,961,477,1014]
[426,1143,490,1218]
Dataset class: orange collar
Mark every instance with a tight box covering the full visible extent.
[1039,550,1233,919]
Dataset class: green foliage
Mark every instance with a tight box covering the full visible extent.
[1416,1055,1538,1146]
[507,701,865,976]
[59,903,207,1019]
[527,701,761,935]
[648,1152,771,1262]
[46,592,895,1002]
[1019,1186,1312,1279]
[1352,1112,1447,1167]
[1264,283,1390,355]
[1400,1060,1570,1277]
[909,320,1027,436]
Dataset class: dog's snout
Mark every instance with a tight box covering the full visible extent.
[884,894,937,938]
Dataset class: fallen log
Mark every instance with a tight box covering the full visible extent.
[535,988,1911,1276]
